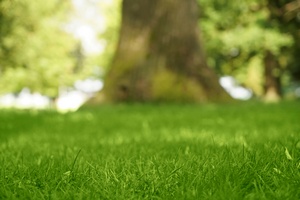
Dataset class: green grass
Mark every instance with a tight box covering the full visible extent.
[0,102,300,199]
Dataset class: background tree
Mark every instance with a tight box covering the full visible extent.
[199,0,293,101]
[104,0,230,102]
[267,0,300,97]
[97,0,122,73]
[0,0,79,97]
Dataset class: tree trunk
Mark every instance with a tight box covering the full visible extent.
[263,51,282,102]
[104,0,230,102]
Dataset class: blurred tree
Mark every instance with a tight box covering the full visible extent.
[267,0,300,95]
[104,0,230,102]
[97,0,121,73]
[0,0,79,97]
[199,0,293,101]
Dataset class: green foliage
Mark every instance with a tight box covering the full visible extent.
[1,102,300,199]
[0,0,78,96]
[199,0,294,95]
[244,56,265,95]
[97,0,122,71]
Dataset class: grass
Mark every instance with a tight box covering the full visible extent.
[0,101,300,199]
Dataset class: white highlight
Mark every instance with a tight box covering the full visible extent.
[295,87,300,97]
[0,79,103,112]
[65,0,107,55]
[56,90,88,113]
[56,78,103,113]
[0,88,51,109]
[219,76,253,100]
[74,78,103,93]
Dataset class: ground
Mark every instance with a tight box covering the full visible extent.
[0,101,300,199]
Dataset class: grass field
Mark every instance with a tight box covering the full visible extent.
[0,102,300,199]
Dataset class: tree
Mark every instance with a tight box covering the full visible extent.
[0,0,79,97]
[199,0,293,101]
[103,0,230,102]
[263,50,282,101]
[267,0,300,98]
[97,0,122,72]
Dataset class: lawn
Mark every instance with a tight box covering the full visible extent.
[0,102,300,199]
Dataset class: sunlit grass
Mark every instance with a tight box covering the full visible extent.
[0,102,300,199]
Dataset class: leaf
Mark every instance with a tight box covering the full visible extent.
[285,147,293,160]
[296,141,300,149]
[63,171,71,176]
[273,168,282,174]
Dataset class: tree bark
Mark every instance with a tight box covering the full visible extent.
[263,51,282,102]
[104,0,230,102]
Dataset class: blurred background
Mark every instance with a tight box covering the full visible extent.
[0,0,299,111]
